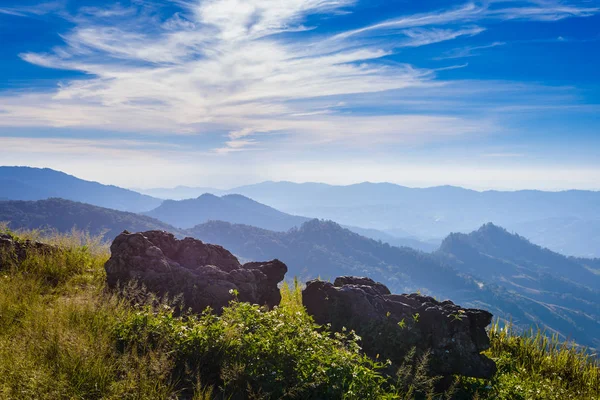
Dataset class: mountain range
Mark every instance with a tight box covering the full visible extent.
[144,181,600,258]
[144,193,309,231]
[0,193,599,348]
[3,167,600,257]
[0,166,161,212]
[0,198,183,239]
[189,219,600,349]
[143,193,437,251]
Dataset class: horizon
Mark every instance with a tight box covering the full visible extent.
[1,0,599,190]
[2,165,599,193]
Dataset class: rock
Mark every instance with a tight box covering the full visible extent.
[104,230,287,313]
[302,276,497,379]
[0,233,56,268]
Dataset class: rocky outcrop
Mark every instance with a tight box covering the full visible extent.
[0,233,56,268]
[302,276,496,379]
[105,230,287,313]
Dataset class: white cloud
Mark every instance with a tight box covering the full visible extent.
[2,136,598,190]
[434,41,506,60]
[0,0,598,155]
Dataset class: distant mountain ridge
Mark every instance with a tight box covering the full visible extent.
[138,180,600,257]
[144,193,311,231]
[5,167,599,256]
[1,196,598,348]
[0,167,162,212]
[0,198,183,240]
[136,186,225,200]
[189,219,600,349]
[220,181,600,257]
[143,192,437,250]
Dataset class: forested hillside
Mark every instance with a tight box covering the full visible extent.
[189,220,600,349]
[0,198,183,240]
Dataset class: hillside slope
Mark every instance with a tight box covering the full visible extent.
[1,230,597,399]
[223,181,600,257]
[145,193,311,230]
[0,198,183,240]
[189,220,600,348]
[145,193,436,250]
[0,166,161,212]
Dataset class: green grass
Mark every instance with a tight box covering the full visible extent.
[460,321,599,399]
[0,228,598,399]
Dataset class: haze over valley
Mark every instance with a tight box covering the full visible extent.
[1,0,599,397]
[1,166,599,350]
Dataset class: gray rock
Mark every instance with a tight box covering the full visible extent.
[302,276,497,379]
[0,233,56,269]
[104,230,287,313]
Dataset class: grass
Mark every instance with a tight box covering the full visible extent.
[458,321,600,399]
[0,227,598,399]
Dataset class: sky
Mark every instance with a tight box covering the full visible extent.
[0,0,599,190]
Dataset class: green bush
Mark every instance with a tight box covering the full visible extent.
[0,229,598,399]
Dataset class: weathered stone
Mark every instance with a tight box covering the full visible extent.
[104,230,287,313]
[0,233,56,269]
[302,276,497,379]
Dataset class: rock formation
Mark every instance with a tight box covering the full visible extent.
[302,276,497,379]
[105,230,287,313]
[0,233,56,268]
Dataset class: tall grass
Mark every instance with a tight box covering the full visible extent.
[481,321,599,399]
[0,228,175,399]
[0,228,598,399]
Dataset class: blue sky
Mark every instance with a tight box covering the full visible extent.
[0,0,599,190]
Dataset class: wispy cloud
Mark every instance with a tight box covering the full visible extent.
[0,0,598,153]
[482,152,526,158]
[0,1,64,17]
[434,41,506,60]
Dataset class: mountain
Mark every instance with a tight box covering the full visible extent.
[344,225,439,252]
[222,181,600,257]
[1,193,598,347]
[438,223,600,348]
[0,166,162,212]
[0,198,183,240]
[188,219,470,295]
[145,193,311,230]
[439,223,600,288]
[188,219,600,349]
[145,192,436,250]
[135,186,224,200]
[505,217,600,259]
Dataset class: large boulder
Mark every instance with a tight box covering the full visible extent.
[105,230,287,313]
[302,276,496,379]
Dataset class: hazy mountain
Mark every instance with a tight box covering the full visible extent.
[347,225,439,252]
[135,186,224,200]
[0,198,183,240]
[145,193,311,230]
[505,217,600,259]
[438,223,600,348]
[0,167,162,212]
[145,192,436,250]
[188,219,600,348]
[1,193,598,347]
[439,223,600,288]
[188,219,469,294]
[223,181,600,257]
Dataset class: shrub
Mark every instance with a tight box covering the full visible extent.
[1,229,599,399]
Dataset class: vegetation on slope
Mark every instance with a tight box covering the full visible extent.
[0,228,598,399]
[189,220,600,349]
[144,193,309,231]
[0,198,184,241]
